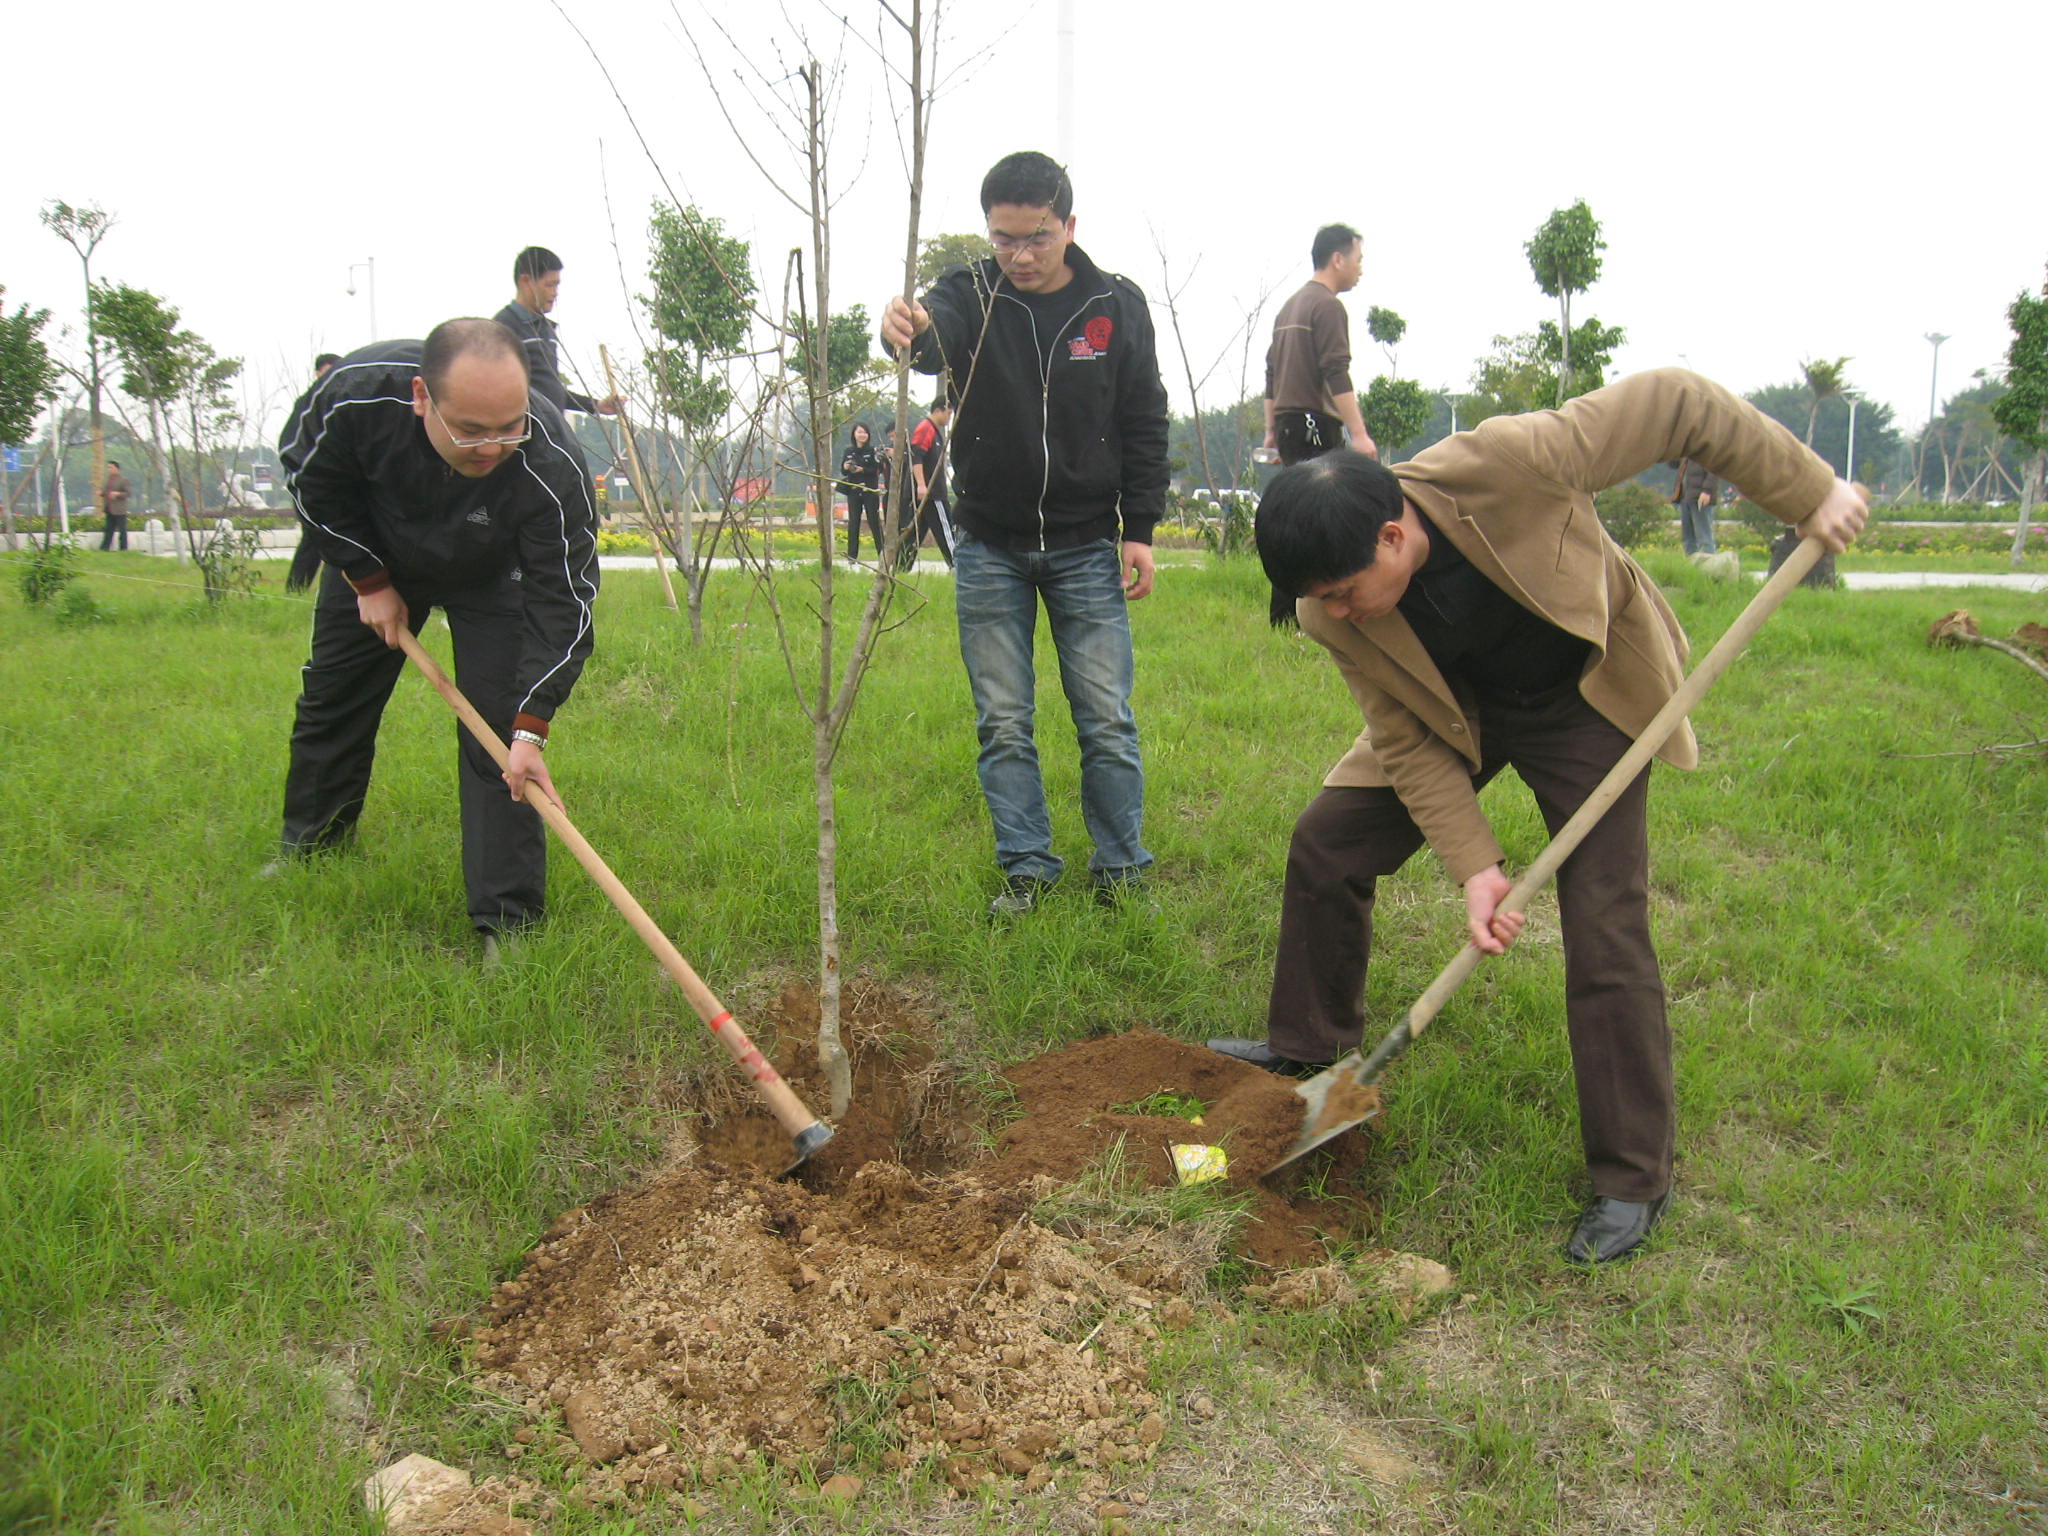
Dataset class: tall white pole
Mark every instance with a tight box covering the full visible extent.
[1845,397,1858,482]
[1056,0,1075,167]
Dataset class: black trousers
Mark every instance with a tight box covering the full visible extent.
[1267,689,1672,1200]
[904,496,954,569]
[844,489,884,559]
[1274,409,1345,465]
[280,565,545,934]
[98,515,129,551]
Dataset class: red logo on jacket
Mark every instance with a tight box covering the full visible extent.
[1069,316,1114,360]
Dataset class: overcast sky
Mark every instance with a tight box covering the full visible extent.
[6,0,2043,452]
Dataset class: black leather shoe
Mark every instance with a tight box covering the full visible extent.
[1204,1038,1329,1079]
[1562,1193,1671,1265]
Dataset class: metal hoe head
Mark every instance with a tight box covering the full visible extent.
[784,1120,835,1176]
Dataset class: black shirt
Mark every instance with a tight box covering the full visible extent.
[1398,509,1591,706]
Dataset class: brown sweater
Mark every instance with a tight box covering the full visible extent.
[1265,279,1353,414]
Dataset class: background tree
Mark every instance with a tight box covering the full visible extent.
[1991,267,2048,564]
[913,231,990,290]
[1744,379,1905,487]
[1367,305,1406,375]
[1525,200,1607,406]
[0,288,59,548]
[1354,305,1430,456]
[644,201,756,438]
[1467,332,1552,417]
[39,201,115,526]
[1362,375,1432,459]
[642,199,759,636]
[1800,356,1850,447]
[90,282,198,553]
[784,304,875,399]
[90,281,247,587]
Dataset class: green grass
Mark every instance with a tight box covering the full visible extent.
[1,544,2045,1533]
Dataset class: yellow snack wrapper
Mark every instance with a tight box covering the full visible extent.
[1170,1143,1228,1185]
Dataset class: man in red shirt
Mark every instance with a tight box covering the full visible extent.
[898,400,955,569]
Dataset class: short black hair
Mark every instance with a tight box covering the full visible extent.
[107,459,121,470]
[513,246,564,284]
[420,317,531,396]
[1312,223,1362,270]
[980,152,1073,220]
[1255,450,1405,625]
[314,353,341,372]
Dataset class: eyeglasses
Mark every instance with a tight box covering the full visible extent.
[425,386,531,448]
[989,228,1062,255]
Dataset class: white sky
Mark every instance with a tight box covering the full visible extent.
[5,0,2043,451]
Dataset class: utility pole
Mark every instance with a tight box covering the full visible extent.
[1922,332,1950,500]
[348,258,379,341]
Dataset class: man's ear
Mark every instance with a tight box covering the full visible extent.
[411,376,430,420]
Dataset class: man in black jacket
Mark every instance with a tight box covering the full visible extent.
[270,318,601,953]
[493,246,620,418]
[881,151,1170,916]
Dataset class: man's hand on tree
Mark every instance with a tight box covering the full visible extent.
[881,296,930,352]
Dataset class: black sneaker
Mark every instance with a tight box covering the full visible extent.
[989,874,1054,919]
[1092,872,1158,916]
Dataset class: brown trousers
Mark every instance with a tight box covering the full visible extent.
[1267,689,1673,1200]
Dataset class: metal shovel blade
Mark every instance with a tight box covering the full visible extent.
[1272,1049,1382,1170]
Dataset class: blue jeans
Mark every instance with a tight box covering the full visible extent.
[953,531,1151,883]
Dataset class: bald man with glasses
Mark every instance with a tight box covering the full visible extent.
[269,319,600,958]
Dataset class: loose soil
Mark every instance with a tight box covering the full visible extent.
[459,983,1383,1514]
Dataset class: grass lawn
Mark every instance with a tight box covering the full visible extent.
[2,543,2044,1533]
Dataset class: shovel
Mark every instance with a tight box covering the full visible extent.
[1268,537,1829,1172]
[396,629,833,1170]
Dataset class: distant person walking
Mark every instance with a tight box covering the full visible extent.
[899,401,955,570]
[1670,456,1719,555]
[839,423,885,561]
[97,460,131,550]
[1263,224,1378,466]
[493,246,620,418]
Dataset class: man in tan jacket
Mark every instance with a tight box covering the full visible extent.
[1210,369,1868,1263]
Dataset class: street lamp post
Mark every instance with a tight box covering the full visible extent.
[1923,332,1950,501]
[1444,393,1464,435]
[1844,394,1859,484]
[347,258,378,341]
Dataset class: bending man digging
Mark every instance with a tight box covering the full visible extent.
[1209,369,1867,1264]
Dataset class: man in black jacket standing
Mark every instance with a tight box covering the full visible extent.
[493,246,620,418]
[881,151,1170,916]
[270,318,600,956]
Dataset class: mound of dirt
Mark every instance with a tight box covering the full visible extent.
[459,986,1384,1508]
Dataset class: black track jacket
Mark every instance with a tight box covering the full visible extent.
[279,341,600,726]
[900,245,1169,550]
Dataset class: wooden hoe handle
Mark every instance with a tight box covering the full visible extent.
[395,630,828,1148]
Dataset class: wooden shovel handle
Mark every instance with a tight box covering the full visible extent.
[395,629,826,1143]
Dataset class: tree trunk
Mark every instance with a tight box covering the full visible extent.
[2014,439,2044,568]
[1767,527,1836,588]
